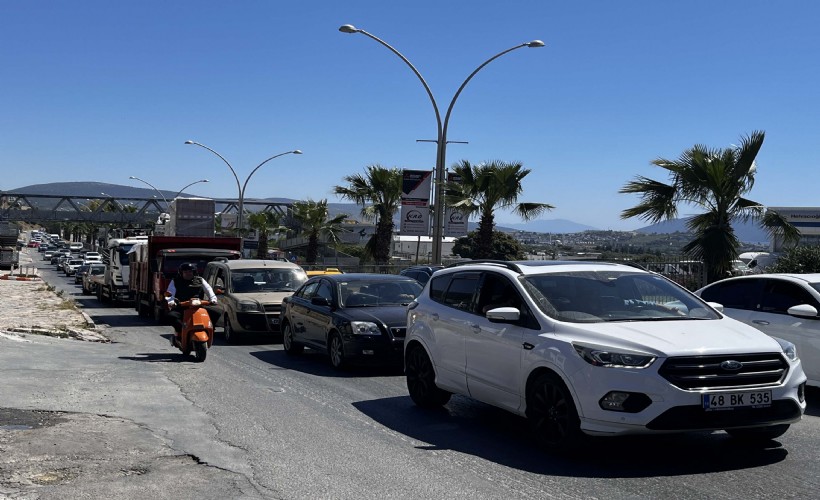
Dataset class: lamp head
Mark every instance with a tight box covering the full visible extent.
[339,24,359,34]
[526,40,545,48]
[293,150,303,155]
[184,140,194,145]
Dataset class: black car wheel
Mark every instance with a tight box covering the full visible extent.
[726,424,790,442]
[526,372,583,453]
[224,317,239,344]
[282,322,303,355]
[328,332,345,369]
[405,344,451,408]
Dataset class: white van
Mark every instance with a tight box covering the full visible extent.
[739,252,779,273]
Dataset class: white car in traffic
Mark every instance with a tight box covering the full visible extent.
[405,261,807,452]
[696,273,820,388]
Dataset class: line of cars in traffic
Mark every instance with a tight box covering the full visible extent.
[40,245,105,293]
[39,238,812,452]
[278,260,811,451]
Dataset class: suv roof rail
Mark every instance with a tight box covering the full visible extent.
[212,257,230,263]
[598,260,648,271]
[445,260,523,273]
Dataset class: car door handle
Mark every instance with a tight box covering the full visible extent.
[523,342,535,350]
[752,320,770,326]
[470,323,481,333]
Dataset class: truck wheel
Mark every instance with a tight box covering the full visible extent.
[152,299,164,322]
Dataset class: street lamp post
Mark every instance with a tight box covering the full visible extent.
[129,176,210,209]
[128,176,169,208]
[184,141,302,234]
[339,24,544,264]
[173,179,209,200]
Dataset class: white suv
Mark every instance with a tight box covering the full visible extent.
[404,260,807,452]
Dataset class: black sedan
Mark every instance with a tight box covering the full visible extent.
[281,273,423,369]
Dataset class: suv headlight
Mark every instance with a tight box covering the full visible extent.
[238,301,262,313]
[774,337,799,361]
[573,343,656,368]
[348,321,381,336]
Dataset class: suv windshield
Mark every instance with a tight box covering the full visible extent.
[231,268,307,293]
[522,270,720,323]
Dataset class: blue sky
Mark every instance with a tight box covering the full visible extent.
[2,1,818,230]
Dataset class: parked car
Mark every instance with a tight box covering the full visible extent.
[696,274,820,388]
[202,259,308,343]
[281,273,423,369]
[404,260,807,452]
[399,265,444,285]
[81,264,106,295]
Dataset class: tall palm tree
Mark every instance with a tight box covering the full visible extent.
[246,211,289,259]
[620,131,799,283]
[291,199,348,264]
[444,160,553,259]
[334,165,403,264]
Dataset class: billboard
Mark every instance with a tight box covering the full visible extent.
[444,172,468,237]
[400,170,432,236]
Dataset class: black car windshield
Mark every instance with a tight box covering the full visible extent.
[522,270,720,323]
[341,279,423,307]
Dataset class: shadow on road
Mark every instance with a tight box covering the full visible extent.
[249,349,404,378]
[353,395,789,478]
[118,352,182,363]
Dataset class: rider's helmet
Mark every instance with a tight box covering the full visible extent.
[179,262,196,274]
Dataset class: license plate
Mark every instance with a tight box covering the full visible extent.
[702,390,772,410]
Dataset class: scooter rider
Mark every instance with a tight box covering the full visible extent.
[166,262,218,345]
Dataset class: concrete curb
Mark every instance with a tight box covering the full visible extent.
[0,275,42,281]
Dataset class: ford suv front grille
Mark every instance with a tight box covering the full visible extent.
[658,353,788,390]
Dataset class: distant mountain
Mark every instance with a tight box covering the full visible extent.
[636,218,769,244]
[495,219,598,234]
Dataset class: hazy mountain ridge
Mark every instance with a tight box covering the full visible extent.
[7,182,769,242]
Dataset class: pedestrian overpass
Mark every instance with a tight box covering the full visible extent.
[0,192,292,226]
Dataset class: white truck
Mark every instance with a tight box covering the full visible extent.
[89,231,148,304]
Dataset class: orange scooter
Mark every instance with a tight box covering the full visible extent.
[170,297,214,362]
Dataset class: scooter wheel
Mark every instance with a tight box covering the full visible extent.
[193,341,207,363]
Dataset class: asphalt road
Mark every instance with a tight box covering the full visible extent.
[2,254,820,499]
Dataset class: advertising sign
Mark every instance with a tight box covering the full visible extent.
[444,172,468,237]
[400,170,432,236]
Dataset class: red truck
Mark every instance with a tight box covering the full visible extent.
[129,236,242,321]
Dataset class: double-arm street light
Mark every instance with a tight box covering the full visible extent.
[128,176,169,207]
[128,176,210,210]
[173,178,210,199]
[339,24,544,265]
[184,140,302,234]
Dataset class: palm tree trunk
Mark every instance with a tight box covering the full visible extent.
[476,213,495,259]
[307,233,319,264]
[373,219,394,264]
